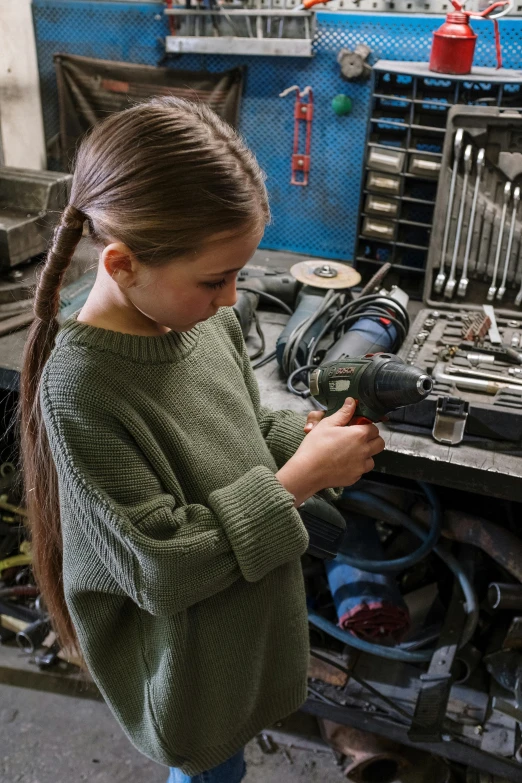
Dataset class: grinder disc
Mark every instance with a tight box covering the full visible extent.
[290,259,361,290]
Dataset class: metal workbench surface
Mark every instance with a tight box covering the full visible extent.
[1,246,521,501]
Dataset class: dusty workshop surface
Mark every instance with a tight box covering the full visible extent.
[0,680,346,783]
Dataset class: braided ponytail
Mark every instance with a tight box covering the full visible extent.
[19,205,85,654]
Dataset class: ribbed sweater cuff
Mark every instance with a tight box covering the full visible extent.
[208,465,309,582]
[265,411,307,470]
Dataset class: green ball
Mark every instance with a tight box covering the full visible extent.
[332,94,353,116]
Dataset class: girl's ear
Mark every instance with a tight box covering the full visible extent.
[102,242,139,288]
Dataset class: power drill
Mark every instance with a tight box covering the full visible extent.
[309,354,433,424]
[299,355,432,560]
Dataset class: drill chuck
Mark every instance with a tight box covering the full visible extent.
[310,354,433,422]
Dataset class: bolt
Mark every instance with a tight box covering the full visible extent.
[474,725,484,736]
[7,269,23,281]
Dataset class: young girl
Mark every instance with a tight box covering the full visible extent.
[19,97,384,783]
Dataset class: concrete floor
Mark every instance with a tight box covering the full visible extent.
[1,681,347,783]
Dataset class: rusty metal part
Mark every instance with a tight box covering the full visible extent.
[309,654,348,687]
[319,721,451,782]
[411,505,522,583]
[488,583,522,611]
[504,618,522,651]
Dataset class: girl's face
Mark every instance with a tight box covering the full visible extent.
[105,228,264,333]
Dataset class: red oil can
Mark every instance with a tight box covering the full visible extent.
[429,12,477,75]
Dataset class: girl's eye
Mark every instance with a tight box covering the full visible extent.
[203,278,227,290]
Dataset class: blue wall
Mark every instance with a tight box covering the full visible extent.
[33,1,522,260]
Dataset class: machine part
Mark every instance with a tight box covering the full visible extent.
[362,217,396,241]
[459,341,522,365]
[277,288,336,373]
[482,304,502,345]
[458,148,486,298]
[467,353,496,366]
[366,171,401,196]
[16,617,52,654]
[235,265,299,307]
[310,488,478,663]
[498,186,521,301]
[510,366,522,376]
[408,155,441,178]
[433,369,521,394]
[488,583,522,611]
[319,290,409,364]
[432,396,469,445]
[334,482,440,574]
[364,195,399,218]
[337,44,372,82]
[34,641,61,670]
[298,495,346,560]
[503,618,522,651]
[319,721,408,782]
[484,650,522,704]
[279,85,313,186]
[435,129,464,294]
[487,182,512,302]
[233,290,259,339]
[461,312,491,342]
[453,644,482,684]
[310,354,432,424]
[414,331,430,345]
[289,259,361,290]
[367,147,405,175]
[446,365,522,387]
[412,506,522,583]
[0,167,72,268]
[325,512,410,641]
[408,586,466,743]
[512,332,521,348]
[444,143,473,299]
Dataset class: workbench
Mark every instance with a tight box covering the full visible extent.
[1,247,521,502]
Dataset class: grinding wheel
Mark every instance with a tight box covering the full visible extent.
[290,259,361,290]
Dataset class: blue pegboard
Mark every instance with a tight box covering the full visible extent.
[32,1,522,260]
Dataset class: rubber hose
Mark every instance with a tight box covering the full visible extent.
[308,486,478,663]
[333,481,441,572]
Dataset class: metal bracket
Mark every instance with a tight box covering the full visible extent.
[432,396,469,446]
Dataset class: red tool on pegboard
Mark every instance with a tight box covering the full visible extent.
[279,85,314,187]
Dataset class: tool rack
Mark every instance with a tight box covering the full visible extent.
[356,61,522,299]
[389,106,522,449]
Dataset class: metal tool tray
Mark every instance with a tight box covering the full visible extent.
[388,106,522,449]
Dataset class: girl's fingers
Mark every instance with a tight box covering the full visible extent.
[303,411,325,432]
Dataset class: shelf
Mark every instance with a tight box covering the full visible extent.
[358,235,429,251]
[363,190,436,206]
[361,213,432,229]
[355,257,426,274]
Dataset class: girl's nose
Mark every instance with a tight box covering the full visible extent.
[214,281,237,308]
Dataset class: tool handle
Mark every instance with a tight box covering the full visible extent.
[350,415,375,426]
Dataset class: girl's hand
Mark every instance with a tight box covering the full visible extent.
[303,410,325,433]
[277,397,385,507]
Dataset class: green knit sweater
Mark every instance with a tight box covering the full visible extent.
[40,306,314,774]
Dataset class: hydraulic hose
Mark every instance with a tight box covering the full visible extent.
[333,482,441,573]
[308,484,479,663]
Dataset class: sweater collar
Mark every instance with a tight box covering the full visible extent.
[55,313,201,364]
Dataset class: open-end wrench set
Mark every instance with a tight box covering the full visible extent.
[388,107,522,449]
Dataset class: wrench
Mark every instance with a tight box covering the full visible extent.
[435,129,464,294]
[457,148,485,297]
[487,181,511,302]
[497,186,521,301]
[444,144,473,299]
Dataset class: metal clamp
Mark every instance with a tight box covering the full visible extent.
[432,396,469,445]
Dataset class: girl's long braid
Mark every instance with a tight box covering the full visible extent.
[19,205,85,654]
